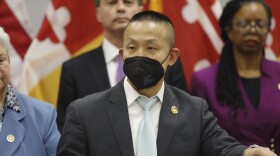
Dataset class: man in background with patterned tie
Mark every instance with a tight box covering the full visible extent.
[57,10,276,156]
[56,0,187,132]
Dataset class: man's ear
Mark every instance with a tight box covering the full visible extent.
[168,48,180,66]
[119,48,124,60]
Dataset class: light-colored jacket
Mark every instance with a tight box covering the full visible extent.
[0,93,60,156]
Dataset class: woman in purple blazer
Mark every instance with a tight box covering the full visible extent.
[190,0,279,154]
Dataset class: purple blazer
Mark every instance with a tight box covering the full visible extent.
[190,58,280,154]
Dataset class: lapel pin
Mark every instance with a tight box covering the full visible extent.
[7,134,15,143]
[171,106,178,114]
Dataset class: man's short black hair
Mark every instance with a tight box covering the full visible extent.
[127,10,175,48]
[129,10,174,28]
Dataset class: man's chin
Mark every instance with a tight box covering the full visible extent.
[111,27,126,34]
[114,22,129,28]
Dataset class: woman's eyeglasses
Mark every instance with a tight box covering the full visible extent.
[235,20,269,35]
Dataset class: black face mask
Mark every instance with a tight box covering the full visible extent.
[123,52,170,90]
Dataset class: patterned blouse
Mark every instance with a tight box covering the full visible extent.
[0,85,20,132]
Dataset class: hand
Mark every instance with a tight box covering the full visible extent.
[244,146,277,156]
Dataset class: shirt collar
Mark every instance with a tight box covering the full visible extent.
[123,77,164,107]
[0,85,20,122]
[102,38,120,64]
[5,85,20,112]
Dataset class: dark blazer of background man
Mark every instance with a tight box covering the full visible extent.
[56,0,187,132]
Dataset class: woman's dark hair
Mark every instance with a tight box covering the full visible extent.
[216,0,272,118]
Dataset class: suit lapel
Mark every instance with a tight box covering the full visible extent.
[87,46,111,90]
[0,101,25,155]
[106,81,134,155]
[157,86,179,156]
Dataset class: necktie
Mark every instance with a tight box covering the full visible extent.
[136,96,158,156]
[116,56,125,82]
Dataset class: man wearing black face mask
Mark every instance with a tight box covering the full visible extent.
[123,50,171,90]
[57,11,277,156]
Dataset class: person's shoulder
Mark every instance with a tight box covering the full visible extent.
[16,93,59,143]
[167,85,205,106]
[166,85,208,115]
[17,93,56,119]
[263,58,280,75]
[194,64,218,77]
[63,47,103,67]
[265,59,280,68]
[71,86,113,109]
[71,82,124,110]
[191,64,218,86]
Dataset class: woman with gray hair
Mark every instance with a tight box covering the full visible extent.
[0,27,60,156]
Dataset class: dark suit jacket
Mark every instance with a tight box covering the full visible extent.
[57,46,187,131]
[57,81,246,156]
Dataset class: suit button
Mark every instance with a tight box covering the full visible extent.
[7,134,15,143]
[270,138,275,152]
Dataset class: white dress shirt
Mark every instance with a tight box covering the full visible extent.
[123,77,164,156]
[102,38,120,87]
